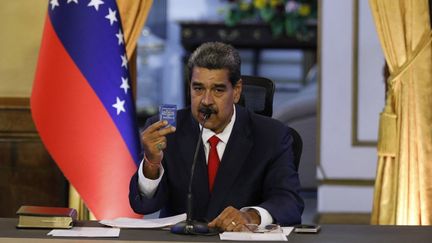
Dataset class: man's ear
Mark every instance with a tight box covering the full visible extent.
[233,79,242,103]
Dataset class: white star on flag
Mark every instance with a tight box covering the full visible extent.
[50,0,60,10]
[88,0,104,11]
[121,54,128,69]
[116,29,124,45]
[112,97,126,115]
[120,77,130,94]
[105,8,118,26]
[67,0,78,4]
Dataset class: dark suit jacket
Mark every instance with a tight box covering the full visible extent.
[129,105,304,226]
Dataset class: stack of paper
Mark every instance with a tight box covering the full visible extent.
[219,227,293,241]
[99,213,186,228]
[48,227,120,237]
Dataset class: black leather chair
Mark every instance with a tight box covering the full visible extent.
[239,75,302,171]
[239,75,275,117]
[287,126,303,172]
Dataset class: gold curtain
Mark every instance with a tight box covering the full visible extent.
[369,0,432,225]
[117,0,153,60]
[68,0,153,220]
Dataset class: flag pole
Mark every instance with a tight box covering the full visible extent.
[68,185,95,220]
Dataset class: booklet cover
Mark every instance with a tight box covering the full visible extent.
[16,205,77,229]
[159,104,177,127]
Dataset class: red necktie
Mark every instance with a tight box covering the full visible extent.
[207,135,220,192]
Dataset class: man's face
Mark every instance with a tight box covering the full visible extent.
[190,67,242,134]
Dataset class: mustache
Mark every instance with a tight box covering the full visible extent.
[198,106,216,116]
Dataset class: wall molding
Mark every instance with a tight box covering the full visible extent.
[0,97,39,140]
[317,212,371,224]
[319,178,375,187]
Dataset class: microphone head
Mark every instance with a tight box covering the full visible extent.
[198,107,214,120]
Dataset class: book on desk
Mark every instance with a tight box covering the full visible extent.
[16,205,77,229]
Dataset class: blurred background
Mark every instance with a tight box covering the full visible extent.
[0,0,386,224]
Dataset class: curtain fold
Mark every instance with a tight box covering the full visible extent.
[369,0,432,225]
[117,0,153,60]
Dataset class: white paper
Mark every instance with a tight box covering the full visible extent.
[219,227,293,241]
[47,227,120,237]
[99,213,186,228]
[220,232,287,241]
[282,226,294,235]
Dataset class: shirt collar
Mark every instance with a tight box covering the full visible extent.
[202,105,236,144]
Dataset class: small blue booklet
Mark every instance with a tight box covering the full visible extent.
[159,104,177,127]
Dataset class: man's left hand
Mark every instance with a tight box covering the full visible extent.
[208,206,260,232]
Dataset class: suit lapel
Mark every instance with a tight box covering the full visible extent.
[177,112,210,219]
[207,106,253,219]
[178,113,201,176]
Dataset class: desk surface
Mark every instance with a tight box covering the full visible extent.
[2,218,432,243]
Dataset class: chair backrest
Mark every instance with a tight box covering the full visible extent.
[238,75,302,171]
[238,75,275,117]
[288,127,303,172]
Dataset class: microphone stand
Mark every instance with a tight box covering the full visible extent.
[170,110,217,235]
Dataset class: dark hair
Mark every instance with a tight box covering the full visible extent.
[187,42,241,86]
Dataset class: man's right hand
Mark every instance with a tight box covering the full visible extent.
[141,120,176,179]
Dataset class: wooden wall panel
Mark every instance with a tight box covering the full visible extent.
[0,98,67,217]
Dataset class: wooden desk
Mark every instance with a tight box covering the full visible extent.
[2,218,432,243]
[179,21,317,50]
[179,21,317,73]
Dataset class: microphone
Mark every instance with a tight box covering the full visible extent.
[199,107,214,120]
[170,107,217,235]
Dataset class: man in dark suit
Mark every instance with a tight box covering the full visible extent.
[129,42,303,232]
